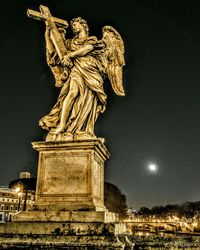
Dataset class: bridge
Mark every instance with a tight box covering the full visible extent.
[125,220,198,233]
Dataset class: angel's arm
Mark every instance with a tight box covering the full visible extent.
[45,26,54,52]
[70,44,94,58]
[62,44,94,66]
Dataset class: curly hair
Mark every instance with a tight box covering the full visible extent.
[71,17,89,35]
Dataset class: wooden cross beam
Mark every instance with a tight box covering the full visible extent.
[27,5,68,28]
[27,5,68,59]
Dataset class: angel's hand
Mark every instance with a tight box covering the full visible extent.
[46,22,54,30]
[48,52,57,65]
[45,23,53,38]
[61,55,73,68]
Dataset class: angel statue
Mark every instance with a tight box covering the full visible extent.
[27,6,125,141]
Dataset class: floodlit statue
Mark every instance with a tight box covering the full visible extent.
[28,5,125,141]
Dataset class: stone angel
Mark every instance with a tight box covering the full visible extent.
[38,16,125,141]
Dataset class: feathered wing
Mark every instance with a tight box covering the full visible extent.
[102,26,125,96]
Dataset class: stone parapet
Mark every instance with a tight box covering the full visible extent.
[0,221,126,236]
[0,221,135,249]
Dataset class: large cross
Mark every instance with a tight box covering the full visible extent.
[27,5,69,59]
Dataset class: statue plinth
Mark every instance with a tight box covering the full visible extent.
[13,138,118,223]
[33,139,109,212]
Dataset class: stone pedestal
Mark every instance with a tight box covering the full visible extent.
[33,139,109,212]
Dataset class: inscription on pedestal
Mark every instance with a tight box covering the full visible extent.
[41,152,89,195]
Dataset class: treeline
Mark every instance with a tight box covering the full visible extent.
[138,201,200,218]
[104,182,127,220]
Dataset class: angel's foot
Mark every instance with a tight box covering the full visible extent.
[46,131,73,142]
[62,132,73,141]
[52,124,65,134]
[75,130,85,135]
[74,132,96,140]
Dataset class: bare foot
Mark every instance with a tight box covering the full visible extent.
[52,124,65,134]
[74,132,96,140]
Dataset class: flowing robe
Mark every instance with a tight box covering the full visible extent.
[39,35,107,136]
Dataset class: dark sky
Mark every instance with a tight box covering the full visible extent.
[0,0,200,209]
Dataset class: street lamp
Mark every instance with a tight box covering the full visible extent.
[15,182,28,212]
[17,192,22,212]
[15,183,23,212]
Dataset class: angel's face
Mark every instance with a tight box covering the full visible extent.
[72,21,84,34]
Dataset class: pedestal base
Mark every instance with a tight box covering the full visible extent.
[0,221,126,235]
[13,210,118,223]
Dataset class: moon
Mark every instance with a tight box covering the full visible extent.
[147,163,158,173]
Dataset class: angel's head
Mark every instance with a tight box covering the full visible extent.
[71,17,89,35]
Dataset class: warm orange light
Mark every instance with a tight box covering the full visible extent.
[18,192,22,197]
[15,187,20,193]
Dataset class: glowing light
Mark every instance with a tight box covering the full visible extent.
[18,192,22,197]
[15,187,20,193]
[147,163,158,173]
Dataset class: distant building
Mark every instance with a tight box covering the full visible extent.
[127,207,137,215]
[0,172,35,222]
[0,187,19,222]
[20,172,31,179]
[0,186,35,222]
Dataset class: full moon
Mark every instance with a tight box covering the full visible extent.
[148,163,158,173]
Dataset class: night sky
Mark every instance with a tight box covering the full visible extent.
[0,0,200,209]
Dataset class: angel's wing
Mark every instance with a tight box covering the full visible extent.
[102,26,125,96]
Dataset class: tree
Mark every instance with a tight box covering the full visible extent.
[104,182,128,220]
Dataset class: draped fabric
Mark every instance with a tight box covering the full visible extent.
[39,36,107,136]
